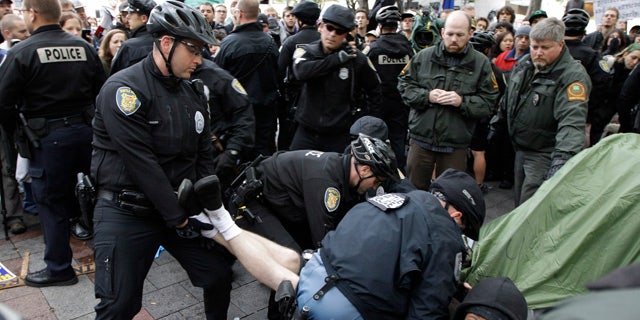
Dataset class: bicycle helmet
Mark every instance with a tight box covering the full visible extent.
[430,169,486,240]
[291,1,321,25]
[469,31,495,51]
[376,5,401,24]
[351,134,400,182]
[563,9,590,36]
[147,0,216,45]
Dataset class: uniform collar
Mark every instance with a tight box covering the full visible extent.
[31,24,62,36]
[145,54,183,89]
[232,21,262,33]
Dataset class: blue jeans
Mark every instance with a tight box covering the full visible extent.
[297,251,362,320]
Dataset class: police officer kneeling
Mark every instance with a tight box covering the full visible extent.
[91,2,232,319]
[296,169,485,319]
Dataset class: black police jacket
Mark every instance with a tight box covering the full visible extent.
[214,22,279,107]
[110,25,154,75]
[292,40,383,133]
[192,59,255,153]
[565,39,611,115]
[320,190,465,319]
[257,150,360,246]
[92,55,215,227]
[0,24,105,122]
[277,26,320,96]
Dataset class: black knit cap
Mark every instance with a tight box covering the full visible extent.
[453,277,528,320]
[430,169,485,240]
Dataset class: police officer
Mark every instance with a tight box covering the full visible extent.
[191,59,255,189]
[365,5,414,171]
[0,0,105,286]
[290,5,382,153]
[110,0,156,75]
[491,18,590,205]
[296,169,485,319]
[215,0,279,158]
[562,9,612,146]
[91,2,231,318]
[276,0,321,150]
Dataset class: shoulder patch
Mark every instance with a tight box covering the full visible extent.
[116,87,141,116]
[454,252,463,282]
[490,71,499,89]
[231,79,247,95]
[367,193,408,212]
[566,82,587,102]
[598,59,611,73]
[324,187,341,212]
[362,46,370,55]
[293,47,306,59]
[366,57,377,71]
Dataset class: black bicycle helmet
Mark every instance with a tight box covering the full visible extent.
[376,5,401,24]
[147,0,216,45]
[469,31,495,51]
[291,0,320,24]
[351,133,400,182]
[563,9,590,36]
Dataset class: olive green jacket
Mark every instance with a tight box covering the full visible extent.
[492,46,590,161]
[397,44,498,149]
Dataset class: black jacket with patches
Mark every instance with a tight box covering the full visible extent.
[92,56,214,227]
[292,39,382,133]
[257,150,360,246]
[277,25,321,99]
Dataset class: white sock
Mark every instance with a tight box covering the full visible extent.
[204,207,242,241]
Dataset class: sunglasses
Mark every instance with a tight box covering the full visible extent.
[324,23,349,35]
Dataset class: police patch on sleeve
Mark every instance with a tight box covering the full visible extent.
[231,79,247,95]
[598,59,611,73]
[367,193,408,212]
[116,87,141,116]
[400,61,411,75]
[324,187,341,212]
[194,111,204,134]
[293,47,307,65]
[566,82,587,102]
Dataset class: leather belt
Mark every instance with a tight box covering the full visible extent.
[97,189,155,216]
[47,115,85,131]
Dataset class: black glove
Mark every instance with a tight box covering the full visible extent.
[193,175,223,210]
[177,178,203,216]
[212,150,238,173]
[545,159,567,180]
[486,126,497,143]
[175,216,214,239]
[338,50,356,63]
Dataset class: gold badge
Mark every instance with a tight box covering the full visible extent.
[116,87,141,116]
[566,82,587,102]
[324,187,341,212]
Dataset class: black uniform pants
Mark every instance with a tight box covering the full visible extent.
[29,124,91,277]
[93,199,232,320]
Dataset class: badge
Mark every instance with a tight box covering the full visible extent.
[532,93,539,106]
[116,87,141,116]
[367,193,408,212]
[231,79,247,95]
[362,46,370,55]
[324,187,341,212]
[194,111,204,134]
[490,71,499,90]
[566,82,587,102]
[338,67,349,80]
[598,59,611,73]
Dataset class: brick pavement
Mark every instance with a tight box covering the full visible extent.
[0,181,515,319]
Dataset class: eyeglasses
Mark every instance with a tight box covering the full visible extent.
[175,38,203,57]
[324,23,349,35]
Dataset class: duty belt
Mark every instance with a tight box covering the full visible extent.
[47,115,86,131]
[97,189,155,216]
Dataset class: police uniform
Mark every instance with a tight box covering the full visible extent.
[492,47,591,205]
[296,190,466,319]
[0,24,105,282]
[565,38,612,145]
[91,55,232,319]
[617,63,640,133]
[191,59,254,188]
[290,40,383,153]
[236,150,360,251]
[276,25,321,150]
[214,22,279,157]
[109,23,154,75]
[365,32,414,170]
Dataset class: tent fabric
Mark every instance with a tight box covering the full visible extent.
[464,134,640,309]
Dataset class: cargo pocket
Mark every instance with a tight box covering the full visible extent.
[27,167,45,204]
[94,243,115,299]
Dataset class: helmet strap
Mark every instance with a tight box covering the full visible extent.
[155,36,180,78]
[353,162,375,191]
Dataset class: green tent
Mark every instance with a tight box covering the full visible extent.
[464,134,640,309]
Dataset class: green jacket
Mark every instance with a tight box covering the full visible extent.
[397,44,497,149]
[493,46,590,160]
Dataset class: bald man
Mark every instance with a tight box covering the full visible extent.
[398,11,498,190]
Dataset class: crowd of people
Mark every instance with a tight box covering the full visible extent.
[0,0,639,319]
